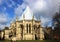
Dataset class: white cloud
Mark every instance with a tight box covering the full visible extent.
[0,13,10,30]
[23,0,60,27]
[33,1,47,11]
[0,0,60,28]
[23,0,60,17]
[0,0,3,5]
[14,3,26,15]
[0,13,8,23]
[41,17,52,27]
[0,0,16,30]
[0,23,10,30]
[0,24,5,30]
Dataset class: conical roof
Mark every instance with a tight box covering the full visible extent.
[19,6,36,20]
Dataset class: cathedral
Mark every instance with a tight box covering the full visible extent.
[0,6,44,40]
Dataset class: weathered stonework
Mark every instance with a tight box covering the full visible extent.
[0,6,44,40]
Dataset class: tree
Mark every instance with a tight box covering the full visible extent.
[53,12,60,28]
[52,12,60,40]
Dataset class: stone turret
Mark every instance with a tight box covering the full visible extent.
[4,27,9,40]
[0,30,4,39]
[40,27,44,40]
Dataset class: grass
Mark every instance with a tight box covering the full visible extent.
[0,40,60,42]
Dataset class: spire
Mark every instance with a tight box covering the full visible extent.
[32,14,34,20]
[16,15,18,21]
[38,17,40,20]
[38,17,41,21]
[23,14,25,20]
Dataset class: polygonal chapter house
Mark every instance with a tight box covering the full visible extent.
[1,6,44,40]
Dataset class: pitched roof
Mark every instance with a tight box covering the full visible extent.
[19,6,36,20]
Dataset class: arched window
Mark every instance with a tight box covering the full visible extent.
[26,24,28,33]
[26,24,31,33]
[33,25,36,30]
[29,24,31,33]
[20,24,24,29]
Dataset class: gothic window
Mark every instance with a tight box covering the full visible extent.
[34,25,40,29]
[9,31,13,37]
[20,24,24,29]
[29,24,31,33]
[14,29,16,36]
[37,25,40,29]
[33,25,36,30]
[26,24,28,33]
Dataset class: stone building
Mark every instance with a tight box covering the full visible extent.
[0,30,4,39]
[44,27,52,39]
[0,6,44,40]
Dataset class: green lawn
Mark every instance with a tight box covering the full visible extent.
[0,40,60,42]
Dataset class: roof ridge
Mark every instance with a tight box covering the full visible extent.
[19,6,37,20]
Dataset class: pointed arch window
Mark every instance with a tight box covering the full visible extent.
[26,24,28,33]
[29,24,31,33]
[20,24,24,29]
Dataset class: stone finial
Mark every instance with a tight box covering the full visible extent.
[32,15,34,20]
[23,14,25,20]
[38,17,41,21]
[16,15,18,21]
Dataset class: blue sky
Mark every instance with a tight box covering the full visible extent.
[0,0,60,29]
